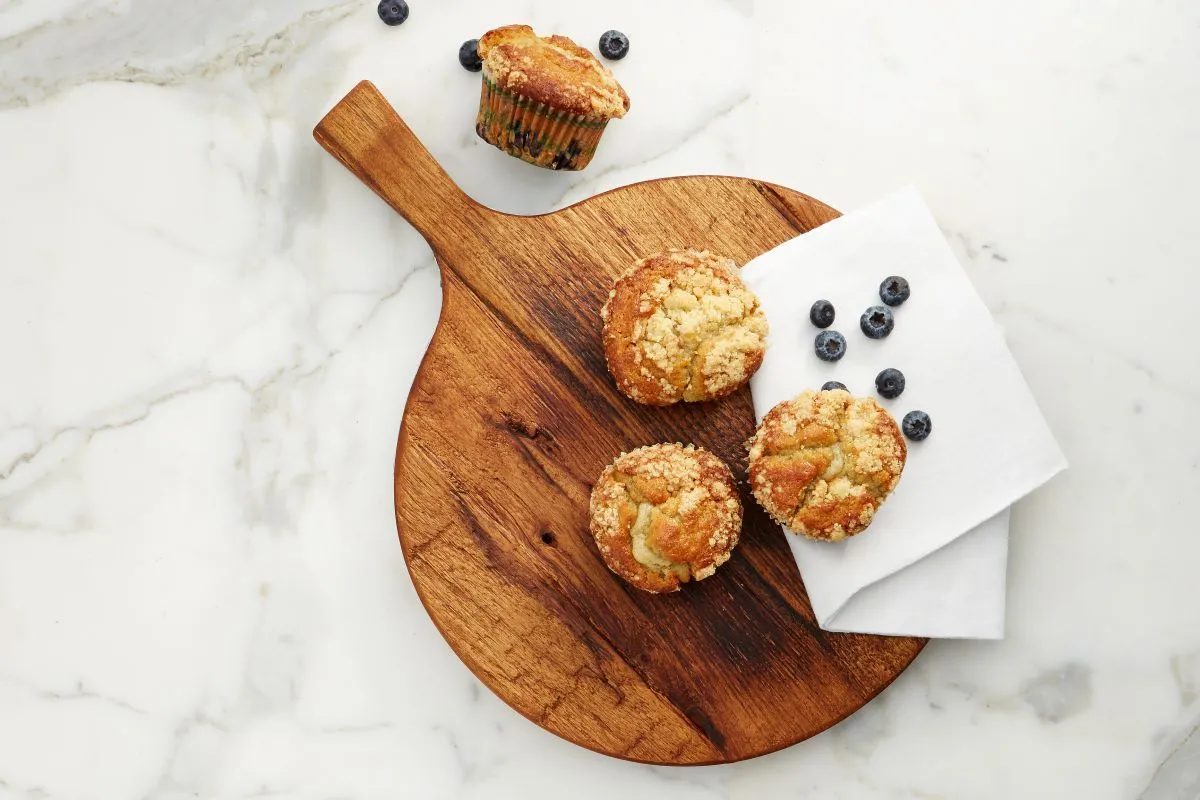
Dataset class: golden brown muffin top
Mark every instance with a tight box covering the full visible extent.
[478,25,630,119]
[589,443,742,593]
[601,249,768,405]
[747,390,906,541]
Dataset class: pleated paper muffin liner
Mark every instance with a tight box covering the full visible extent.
[475,76,610,170]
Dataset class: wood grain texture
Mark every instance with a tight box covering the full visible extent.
[315,80,925,765]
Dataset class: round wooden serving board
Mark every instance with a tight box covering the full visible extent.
[315,81,925,765]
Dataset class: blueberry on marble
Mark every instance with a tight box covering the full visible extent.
[598,30,630,60]
[860,305,894,339]
[902,410,932,441]
[875,368,905,399]
[810,299,835,329]
[459,39,483,71]
[377,0,409,26]
[814,330,847,362]
[879,275,910,307]
[821,381,847,391]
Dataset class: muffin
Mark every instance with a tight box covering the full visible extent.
[589,444,742,593]
[747,389,906,541]
[475,25,630,170]
[601,249,768,405]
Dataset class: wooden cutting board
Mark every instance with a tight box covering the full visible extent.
[315,81,925,765]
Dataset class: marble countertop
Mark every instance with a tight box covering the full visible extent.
[2,0,1199,797]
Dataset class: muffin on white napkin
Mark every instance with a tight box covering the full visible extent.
[741,187,1066,639]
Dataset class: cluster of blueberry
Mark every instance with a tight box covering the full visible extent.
[376,2,630,70]
[808,277,932,442]
[550,139,585,171]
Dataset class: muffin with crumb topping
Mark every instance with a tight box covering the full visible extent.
[589,443,742,593]
[475,24,629,170]
[748,389,906,542]
[601,249,768,405]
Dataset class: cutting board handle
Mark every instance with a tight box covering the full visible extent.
[313,80,494,251]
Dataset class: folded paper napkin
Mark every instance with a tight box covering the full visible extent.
[740,187,1066,639]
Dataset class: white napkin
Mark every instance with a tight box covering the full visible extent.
[741,187,1066,639]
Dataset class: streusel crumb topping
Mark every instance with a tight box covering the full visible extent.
[747,390,906,542]
[589,443,742,593]
[601,249,768,405]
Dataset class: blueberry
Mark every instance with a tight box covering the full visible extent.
[598,29,629,60]
[377,0,408,26]
[821,381,847,391]
[458,39,482,72]
[902,410,932,441]
[814,330,847,362]
[880,275,910,307]
[810,299,835,329]
[860,305,894,339]
[875,368,905,399]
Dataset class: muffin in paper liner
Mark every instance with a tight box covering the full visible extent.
[474,25,629,171]
[475,77,609,170]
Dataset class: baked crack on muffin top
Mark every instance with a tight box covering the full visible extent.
[747,389,906,541]
[601,249,768,405]
[589,443,742,593]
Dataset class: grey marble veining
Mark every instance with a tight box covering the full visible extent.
[1,0,1199,797]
